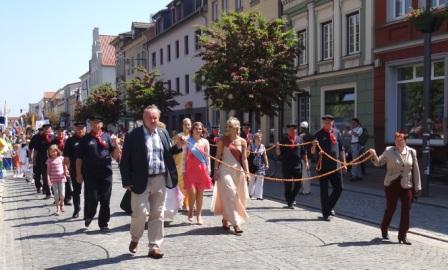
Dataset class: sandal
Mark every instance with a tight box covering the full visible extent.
[233,225,243,234]
[222,219,230,230]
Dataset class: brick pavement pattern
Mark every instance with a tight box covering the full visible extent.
[1,166,448,270]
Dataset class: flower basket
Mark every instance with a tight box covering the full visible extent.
[409,9,447,33]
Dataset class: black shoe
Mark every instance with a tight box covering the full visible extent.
[65,201,72,206]
[381,230,389,240]
[330,210,336,216]
[256,198,263,201]
[100,226,111,233]
[72,212,79,218]
[398,237,411,245]
[320,215,331,221]
[84,218,92,228]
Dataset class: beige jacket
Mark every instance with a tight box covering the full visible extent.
[372,146,421,191]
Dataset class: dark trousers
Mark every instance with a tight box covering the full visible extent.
[381,179,413,238]
[283,169,302,206]
[64,177,73,203]
[71,176,82,213]
[40,162,51,196]
[33,163,42,191]
[319,172,343,217]
[84,175,112,228]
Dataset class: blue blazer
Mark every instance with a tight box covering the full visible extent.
[119,126,182,194]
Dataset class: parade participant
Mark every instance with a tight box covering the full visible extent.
[12,144,20,178]
[369,132,421,245]
[18,140,30,181]
[349,118,364,182]
[248,132,269,200]
[36,124,55,199]
[240,122,253,145]
[53,126,72,205]
[211,117,249,235]
[29,128,44,193]
[299,121,312,195]
[311,114,346,221]
[276,123,306,209]
[63,121,86,218]
[120,105,184,259]
[46,145,68,215]
[183,122,212,224]
[207,125,220,183]
[173,118,192,211]
[76,115,121,232]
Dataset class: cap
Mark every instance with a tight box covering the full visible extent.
[211,125,219,129]
[42,124,52,129]
[89,114,103,122]
[321,114,335,120]
[300,121,309,129]
[73,121,85,127]
[55,125,65,131]
[286,123,298,128]
[242,122,250,127]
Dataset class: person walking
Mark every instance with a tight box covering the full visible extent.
[369,131,421,245]
[173,118,192,211]
[184,122,212,225]
[63,121,86,218]
[120,105,184,259]
[76,115,121,232]
[207,125,220,183]
[211,117,250,235]
[46,145,68,215]
[248,132,268,200]
[276,123,307,209]
[311,114,346,221]
[349,118,364,182]
[299,121,312,195]
[36,124,55,199]
[53,126,72,205]
[29,128,43,192]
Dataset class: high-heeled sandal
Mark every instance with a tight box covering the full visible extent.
[398,236,412,245]
[222,219,230,230]
[233,225,243,234]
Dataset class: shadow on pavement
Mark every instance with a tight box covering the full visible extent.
[321,237,396,247]
[266,218,321,223]
[46,253,143,270]
[12,218,80,228]
[2,193,39,198]
[4,204,52,211]
[165,226,229,237]
[16,228,88,240]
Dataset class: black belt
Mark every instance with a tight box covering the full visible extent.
[148,172,165,177]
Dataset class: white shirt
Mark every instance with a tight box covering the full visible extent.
[351,126,363,143]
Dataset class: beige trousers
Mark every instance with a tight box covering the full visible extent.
[130,174,166,250]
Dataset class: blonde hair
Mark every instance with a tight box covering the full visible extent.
[47,144,62,158]
[225,117,241,136]
[183,118,192,125]
[253,132,262,140]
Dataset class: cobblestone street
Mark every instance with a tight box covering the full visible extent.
[1,166,448,270]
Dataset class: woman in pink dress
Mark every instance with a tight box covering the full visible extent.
[183,122,212,225]
[211,117,250,234]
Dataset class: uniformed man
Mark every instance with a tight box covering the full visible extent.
[29,128,43,193]
[311,114,346,221]
[76,115,121,232]
[63,122,86,218]
[36,124,55,199]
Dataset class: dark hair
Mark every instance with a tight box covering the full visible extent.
[352,118,360,124]
[191,122,208,137]
[394,130,408,140]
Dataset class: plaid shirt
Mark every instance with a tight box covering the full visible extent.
[143,127,166,175]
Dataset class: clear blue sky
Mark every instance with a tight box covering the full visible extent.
[0,0,170,116]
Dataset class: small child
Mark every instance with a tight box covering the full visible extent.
[18,141,30,181]
[12,144,20,178]
[46,144,68,215]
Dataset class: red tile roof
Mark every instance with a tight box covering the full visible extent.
[99,35,117,66]
[44,92,56,99]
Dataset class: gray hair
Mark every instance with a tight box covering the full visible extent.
[143,104,161,116]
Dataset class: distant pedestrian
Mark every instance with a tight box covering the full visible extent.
[369,131,421,245]
[349,118,364,182]
[247,132,268,200]
[46,145,68,215]
[29,128,44,193]
[12,144,20,178]
[36,124,56,199]
[299,121,312,195]
[276,123,307,209]
[311,114,346,221]
[207,125,220,183]
[184,122,212,224]
[240,122,253,145]
[18,140,30,180]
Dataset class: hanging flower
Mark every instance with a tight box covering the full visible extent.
[407,7,447,33]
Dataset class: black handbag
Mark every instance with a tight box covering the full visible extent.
[248,153,258,173]
[120,190,133,214]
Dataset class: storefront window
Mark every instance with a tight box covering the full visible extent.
[324,88,355,130]
[397,62,445,140]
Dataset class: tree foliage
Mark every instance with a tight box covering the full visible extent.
[124,67,180,119]
[195,11,301,117]
[74,83,121,126]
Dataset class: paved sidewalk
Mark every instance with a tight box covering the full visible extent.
[1,167,448,270]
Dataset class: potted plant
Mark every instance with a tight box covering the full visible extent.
[408,7,447,33]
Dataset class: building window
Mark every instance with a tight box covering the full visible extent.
[195,30,201,50]
[184,35,189,55]
[394,0,412,18]
[212,1,219,21]
[235,0,243,10]
[397,61,445,140]
[297,30,307,66]
[167,44,171,62]
[131,57,135,74]
[222,0,228,11]
[347,12,360,55]
[137,53,141,66]
[429,0,448,7]
[324,88,355,129]
[176,77,180,93]
[171,8,176,24]
[196,82,202,92]
[167,80,172,90]
[175,40,180,58]
[321,21,333,60]
[142,51,147,69]
[160,48,164,65]
[195,0,202,10]
[152,52,156,68]
[185,74,190,94]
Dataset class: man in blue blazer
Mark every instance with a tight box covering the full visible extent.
[120,105,184,259]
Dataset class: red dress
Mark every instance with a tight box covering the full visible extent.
[184,144,212,191]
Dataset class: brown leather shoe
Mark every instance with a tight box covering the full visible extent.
[129,241,138,254]
[148,249,164,259]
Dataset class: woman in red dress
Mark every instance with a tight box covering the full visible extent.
[183,122,212,224]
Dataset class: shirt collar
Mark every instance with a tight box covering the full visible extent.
[143,126,158,136]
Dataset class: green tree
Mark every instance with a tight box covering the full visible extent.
[195,11,301,117]
[74,83,121,126]
[124,67,180,119]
